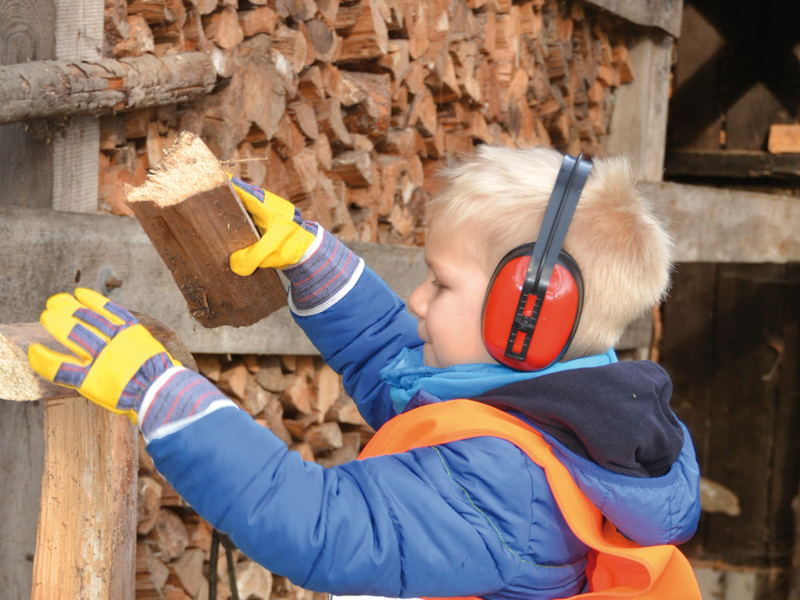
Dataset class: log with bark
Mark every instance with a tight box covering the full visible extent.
[0,53,216,124]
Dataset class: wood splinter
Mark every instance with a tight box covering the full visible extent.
[125,131,287,328]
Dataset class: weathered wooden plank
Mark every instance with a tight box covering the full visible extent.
[0,400,44,599]
[0,0,56,211]
[0,54,217,124]
[768,268,800,565]
[664,264,800,572]
[649,182,800,264]
[0,0,56,597]
[583,0,683,38]
[701,265,795,565]
[604,31,673,182]
[50,0,104,215]
[665,150,800,179]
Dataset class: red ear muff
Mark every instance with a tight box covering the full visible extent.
[482,245,583,371]
[481,153,592,371]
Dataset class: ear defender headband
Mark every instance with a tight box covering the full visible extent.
[481,153,593,371]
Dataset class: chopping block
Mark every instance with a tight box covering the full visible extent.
[0,314,196,600]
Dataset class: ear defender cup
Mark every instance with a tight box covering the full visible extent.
[480,152,592,371]
[482,245,584,371]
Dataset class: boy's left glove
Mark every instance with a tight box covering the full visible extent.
[28,288,179,424]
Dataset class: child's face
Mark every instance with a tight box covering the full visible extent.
[407,234,497,369]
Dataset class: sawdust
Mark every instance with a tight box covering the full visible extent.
[0,333,43,401]
[124,131,228,206]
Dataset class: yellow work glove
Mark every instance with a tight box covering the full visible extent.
[28,288,179,424]
[228,175,317,276]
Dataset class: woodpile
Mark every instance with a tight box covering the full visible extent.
[99,0,635,245]
[136,352,374,600]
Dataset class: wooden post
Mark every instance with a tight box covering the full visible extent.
[125,131,288,328]
[32,398,138,600]
[0,317,196,600]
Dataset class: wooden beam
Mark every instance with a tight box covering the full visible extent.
[0,53,216,124]
[583,0,683,38]
[649,182,800,263]
[665,150,800,179]
[1,182,798,357]
[604,31,673,182]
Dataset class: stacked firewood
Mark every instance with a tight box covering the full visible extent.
[136,353,374,600]
[99,0,634,245]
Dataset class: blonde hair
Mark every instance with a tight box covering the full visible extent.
[426,145,673,361]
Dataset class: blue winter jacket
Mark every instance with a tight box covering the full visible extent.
[147,265,701,600]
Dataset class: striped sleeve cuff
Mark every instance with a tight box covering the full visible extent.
[138,366,239,443]
[283,227,364,317]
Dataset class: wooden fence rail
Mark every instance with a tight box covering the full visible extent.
[0,52,216,124]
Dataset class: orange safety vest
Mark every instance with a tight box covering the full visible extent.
[358,400,700,600]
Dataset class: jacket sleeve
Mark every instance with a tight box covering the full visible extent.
[281,227,422,430]
[145,407,545,599]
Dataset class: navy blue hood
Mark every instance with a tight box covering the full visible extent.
[474,360,684,478]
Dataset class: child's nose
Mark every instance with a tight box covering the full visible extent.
[407,283,426,319]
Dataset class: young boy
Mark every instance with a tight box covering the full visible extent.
[29,145,700,600]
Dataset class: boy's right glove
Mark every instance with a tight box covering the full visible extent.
[228,176,317,276]
[27,288,178,424]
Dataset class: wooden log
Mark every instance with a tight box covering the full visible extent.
[137,543,170,599]
[0,314,195,403]
[146,508,189,562]
[330,149,375,186]
[316,430,361,467]
[314,97,354,147]
[768,124,800,154]
[341,71,392,141]
[306,421,343,453]
[407,85,437,137]
[125,131,287,328]
[138,475,164,535]
[256,355,286,392]
[168,547,205,598]
[288,99,320,140]
[280,373,313,415]
[285,147,320,201]
[314,363,341,419]
[0,53,216,124]
[272,23,309,74]
[326,396,368,425]
[273,112,308,159]
[217,362,249,400]
[303,19,339,63]
[239,6,280,37]
[203,6,244,49]
[235,560,274,600]
[336,0,388,61]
